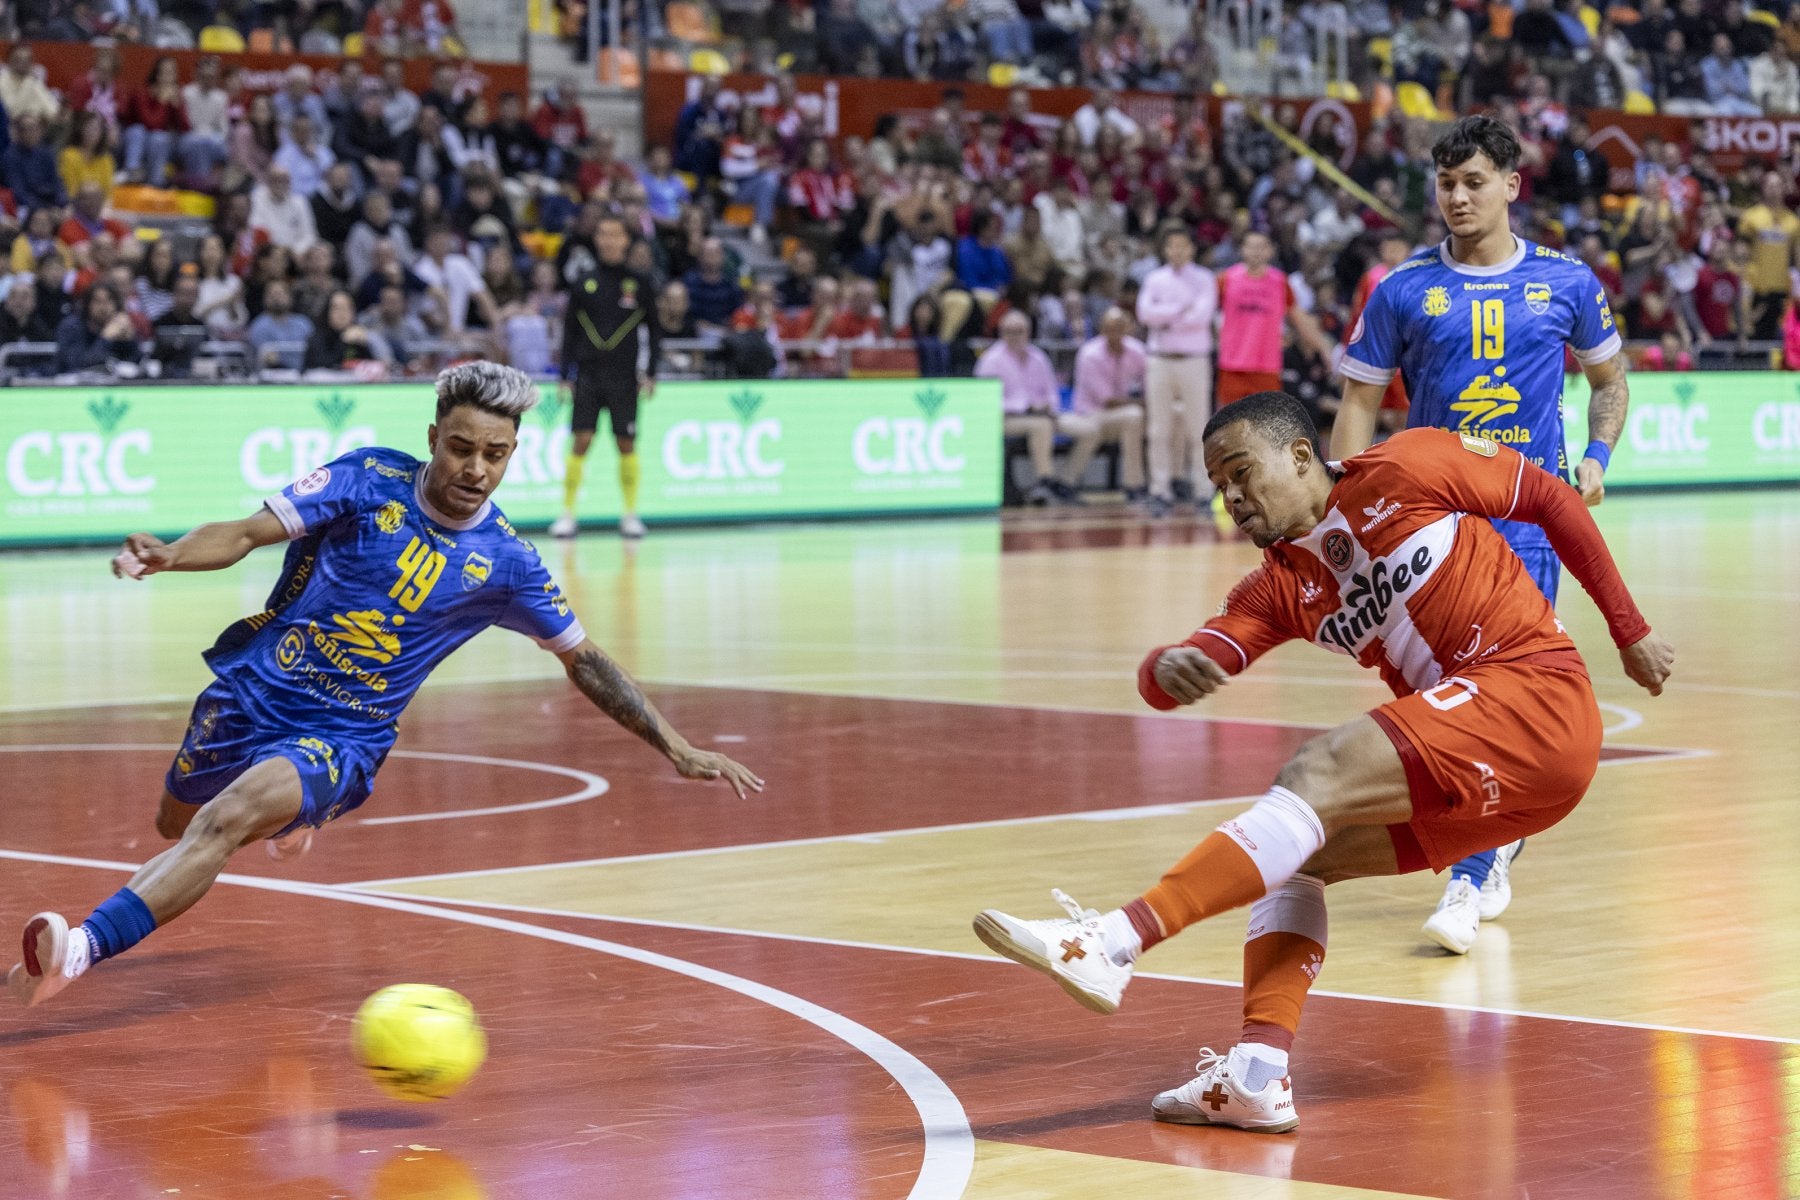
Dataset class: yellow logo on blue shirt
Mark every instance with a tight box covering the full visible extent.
[1423,286,1451,317]
[1525,282,1551,315]
[462,552,493,592]
[376,500,407,534]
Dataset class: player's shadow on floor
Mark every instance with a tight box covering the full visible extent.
[975,1098,1146,1138]
[0,947,250,1046]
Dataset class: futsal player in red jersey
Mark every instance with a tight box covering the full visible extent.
[974,391,1674,1133]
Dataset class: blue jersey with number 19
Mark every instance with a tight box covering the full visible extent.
[1339,239,1622,555]
[201,447,586,747]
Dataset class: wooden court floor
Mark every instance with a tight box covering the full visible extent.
[1,488,1798,1199]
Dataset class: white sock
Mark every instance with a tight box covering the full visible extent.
[1098,908,1142,967]
[1235,1043,1289,1091]
[1217,785,1328,892]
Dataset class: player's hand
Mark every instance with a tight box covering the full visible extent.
[639,373,656,400]
[113,532,174,580]
[1576,457,1605,507]
[671,746,764,798]
[1620,631,1675,697]
[1154,647,1230,705]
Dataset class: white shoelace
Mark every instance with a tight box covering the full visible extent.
[1190,1047,1228,1081]
[1050,888,1099,926]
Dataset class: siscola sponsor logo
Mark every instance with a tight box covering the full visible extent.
[1315,544,1436,655]
[5,395,155,499]
[663,389,785,482]
[852,386,967,478]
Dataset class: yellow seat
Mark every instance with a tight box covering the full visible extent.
[1367,36,1393,74]
[722,203,755,227]
[198,25,246,52]
[342,32,364,56]
[1578,4,1600,37]
[1325,80,1363,102]
[1746,8,1779,27]
[689,47,730,75]
[1396,81,1439,119]
[987,63,1018,86]
[1623,89,1657,113]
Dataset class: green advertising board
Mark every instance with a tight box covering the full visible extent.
[0,378,1003,545]
[1561,371,1800,487]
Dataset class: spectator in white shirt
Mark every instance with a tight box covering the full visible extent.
[1034,178,1088,278]
[1298,190,1367,255]
[1749,41,1800,115]
[179,54,231,185]
[413,224,497,335]
[0,46,59,124]
[272,64,333,141]
[1071,87,1140,147]
[249,165,320,253]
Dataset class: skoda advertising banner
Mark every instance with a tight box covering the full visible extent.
[1561,372,1800,487]
[0,379,1003,545]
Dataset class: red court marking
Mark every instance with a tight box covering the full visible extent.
[0,684,1676,886]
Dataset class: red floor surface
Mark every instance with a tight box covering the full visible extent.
[0,685,1762,1200]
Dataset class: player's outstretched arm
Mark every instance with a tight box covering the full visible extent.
[112,508,291,580]
[1330,379,1388,460]
[1576,353,1629,507]
[556,639,765,798]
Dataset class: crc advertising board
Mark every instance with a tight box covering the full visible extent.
[1561,371,1800,487]
[0,379,1002,545]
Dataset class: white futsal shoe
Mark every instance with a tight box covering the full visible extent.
[549,514,578,538]
[619,513,647,539]
[1152,1046,1300,1133]
[8,912,91,1008]
[973,889,1132,1015]
[1478,840,1525,921]
[1423,877,1483,955]
[266,826,314,862]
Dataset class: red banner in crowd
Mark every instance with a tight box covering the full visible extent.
[644,70,1371,168]
[0,40,529,101]
[1588,110,1800,174]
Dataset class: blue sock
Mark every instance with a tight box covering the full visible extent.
[1450,850,1496,890]
[80,888,158,964]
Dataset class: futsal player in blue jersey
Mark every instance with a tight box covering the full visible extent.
[1331,116,1631,955]
[10,363,762,1007]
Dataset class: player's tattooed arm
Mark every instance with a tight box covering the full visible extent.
[566,644,674,755]
[1582,354,1629,451]
[559,640,766,797]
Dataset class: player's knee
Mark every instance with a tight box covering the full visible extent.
[1274,732,1343,804]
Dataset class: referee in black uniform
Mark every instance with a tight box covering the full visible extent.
[552,214,661,539]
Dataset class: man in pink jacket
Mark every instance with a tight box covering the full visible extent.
[1135,226,1218,517]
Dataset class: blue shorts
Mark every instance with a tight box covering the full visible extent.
[164,680,390,836]
[1493,518,1561,606]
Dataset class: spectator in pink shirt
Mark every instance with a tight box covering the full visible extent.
[1063,307,1147,500]
[975,309,1063,504]
[1135,226,1217,516]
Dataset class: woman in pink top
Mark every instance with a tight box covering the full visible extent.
[1217,231,1332,405]
[1135,225,1218,516]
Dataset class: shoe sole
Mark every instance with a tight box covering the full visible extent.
[1151,1105,1300,1134]
[16,913,69,1008]
[972,911,1118,1015]
[1422,915,1476,955]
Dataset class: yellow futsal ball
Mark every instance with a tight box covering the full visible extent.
[353,984,487,1102]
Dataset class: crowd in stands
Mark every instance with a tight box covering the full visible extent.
[4,0,463,58]
[633,0,1800,118]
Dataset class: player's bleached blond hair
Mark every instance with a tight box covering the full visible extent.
[434,362,540,426]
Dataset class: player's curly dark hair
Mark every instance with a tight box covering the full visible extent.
[1431,115,1523,175]
[1203,391,1323,462]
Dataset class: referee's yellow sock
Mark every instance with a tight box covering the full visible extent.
[562,452,586,514]
[618,452,641,514]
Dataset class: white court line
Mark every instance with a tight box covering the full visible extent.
[342,796,1266,889]
[0,745,609,826]
[0,846,975,1200]
[337,889,1800,1049]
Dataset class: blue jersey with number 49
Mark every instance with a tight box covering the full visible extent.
[201,447,586,746]
[1340,239,1622,552]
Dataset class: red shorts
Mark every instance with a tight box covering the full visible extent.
[1217,370,1283,405]
[1370,655,1602,873]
